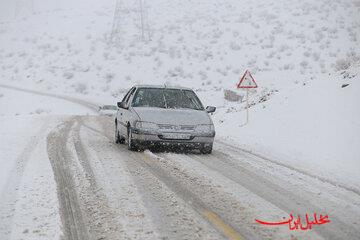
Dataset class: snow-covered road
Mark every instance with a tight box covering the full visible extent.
[1,0,359,238]
[1,86,360,240]
[49,115,360,240]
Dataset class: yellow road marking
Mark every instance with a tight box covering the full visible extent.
[203,210,244,240]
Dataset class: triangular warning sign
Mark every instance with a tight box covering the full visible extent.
[237,70,258,88]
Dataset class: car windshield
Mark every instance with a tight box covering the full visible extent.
[132,88,204,110]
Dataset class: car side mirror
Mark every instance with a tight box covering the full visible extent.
[206,106,216,113]
[117,101,127,109]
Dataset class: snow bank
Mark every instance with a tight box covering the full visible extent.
[215,63,360,190]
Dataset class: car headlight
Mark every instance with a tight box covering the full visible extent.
[196,124,214,133]
[135,121,158,130]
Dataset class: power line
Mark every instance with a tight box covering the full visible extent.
[139,0,151,42]
[110,0,151,45]
[110,0,123,45]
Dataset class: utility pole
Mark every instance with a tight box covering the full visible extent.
[110,0,151,44]
[139,0,145,40]
[138,0,151,42]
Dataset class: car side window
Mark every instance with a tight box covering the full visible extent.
[124,88,136,107]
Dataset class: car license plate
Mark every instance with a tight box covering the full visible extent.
[162,133,191,140]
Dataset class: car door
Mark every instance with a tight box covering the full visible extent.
[117,88,132,134]
[118,87,136,134]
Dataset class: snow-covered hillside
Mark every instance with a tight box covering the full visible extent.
[1,0,359,93]
[215,63,360,192]
[0,0,359,191]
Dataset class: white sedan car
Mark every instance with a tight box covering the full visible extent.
[115,85,216,153]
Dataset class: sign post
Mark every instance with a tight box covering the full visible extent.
[237,70,258,125]
[246,88,249,124]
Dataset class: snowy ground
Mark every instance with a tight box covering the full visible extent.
[0,0,359,239]
[2,109,359,239]
[1,0,359,194]
[0,90,94,239]
[0,115,61,240]
[214,64,360,193]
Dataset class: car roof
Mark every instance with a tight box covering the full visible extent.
[133,84,193,91]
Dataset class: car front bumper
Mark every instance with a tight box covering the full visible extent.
[131,128,215,148]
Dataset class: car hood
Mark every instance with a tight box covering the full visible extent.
[133,107,212,125]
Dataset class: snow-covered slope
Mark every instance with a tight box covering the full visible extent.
[215,63,360,191]
[0,0,359,94]
[0,0,359,190]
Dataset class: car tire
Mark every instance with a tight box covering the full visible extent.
[200,144,213,154]
[115,123,125,144]
[115,124,120,144]
[127,127,138,151]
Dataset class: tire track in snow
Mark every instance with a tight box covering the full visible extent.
[92,116,227,240]
[71,117,122,239]
[188,151,360,240]
[47,117,123,240]
[47,119,90,240]
[0,84,121,239]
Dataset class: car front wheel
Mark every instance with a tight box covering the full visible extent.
[200,143,213,154]
[127,127,138,151]
[115,124,120,144]
[115,123,125,144]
